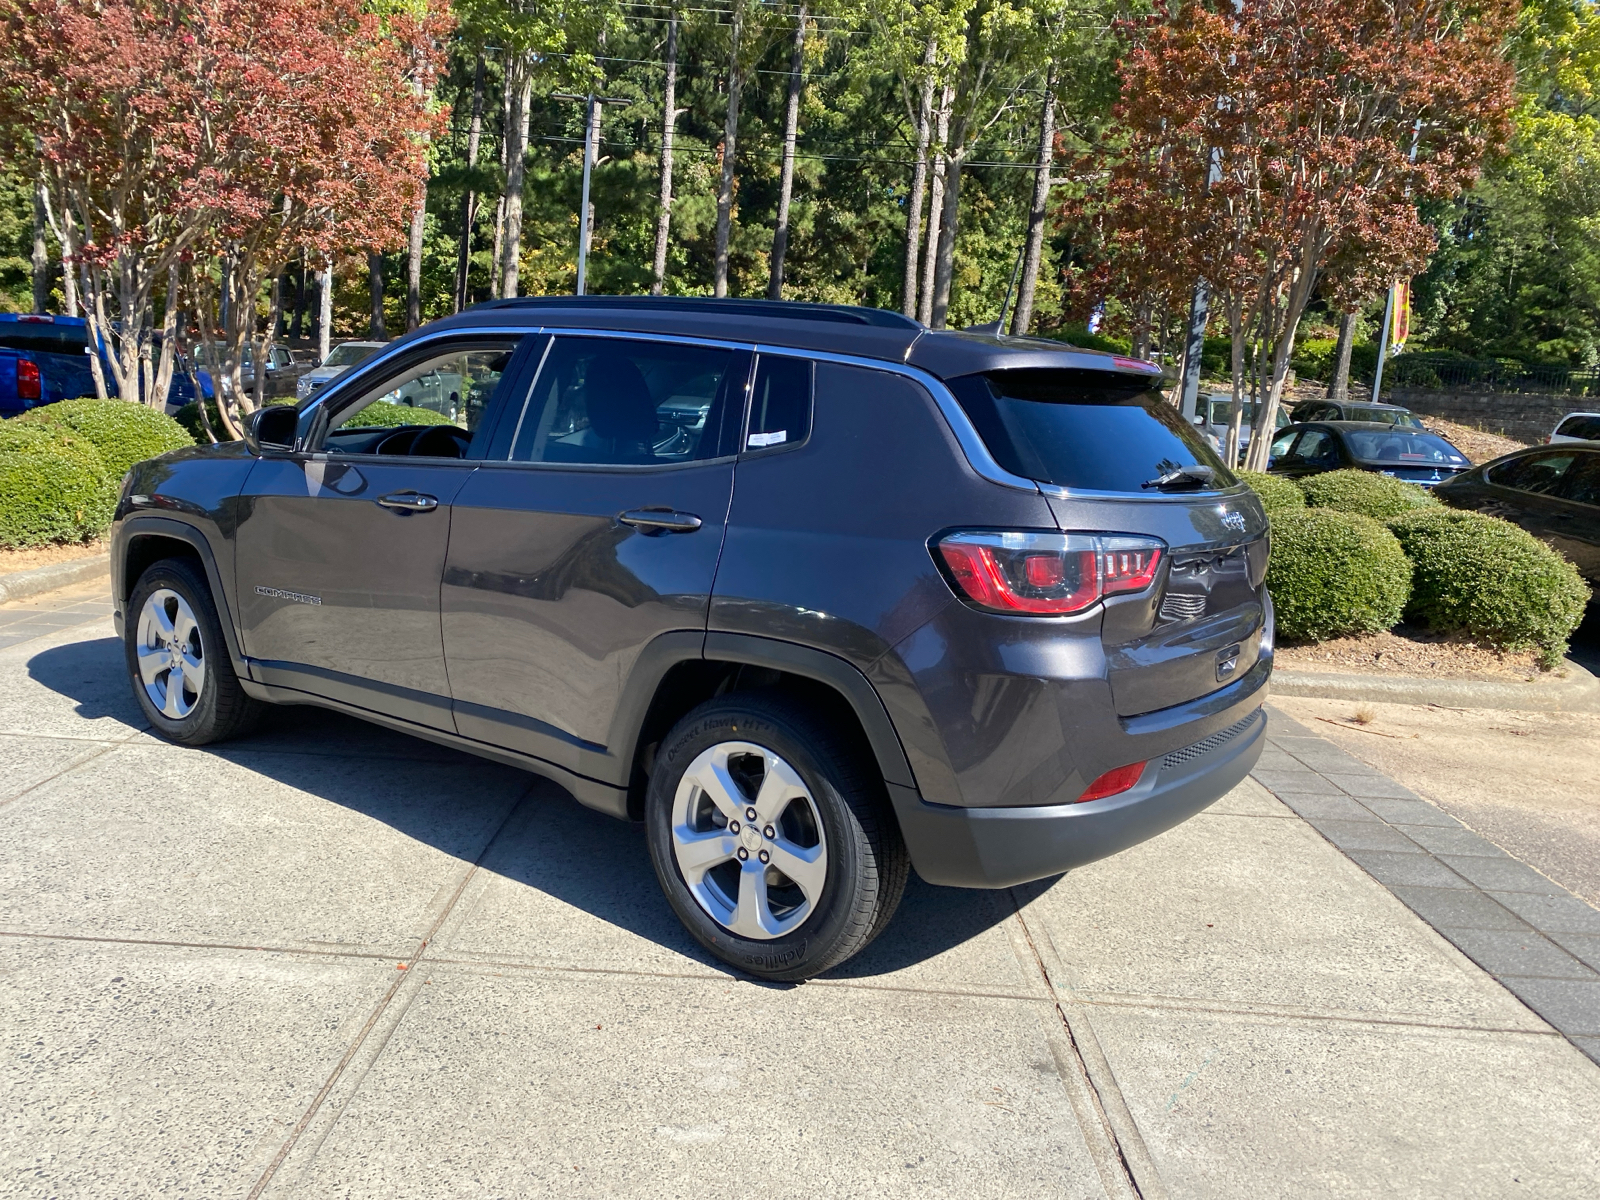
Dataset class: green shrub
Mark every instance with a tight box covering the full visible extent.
[1388,508,1591,665]
[1298,469,1437,520]
[173,395,295,443]
[0,437,114,548]
[341,402,455,429]
[1266,508,1412,641]
[1044,328,1133,355]
[18,397,192,478]
[1237,470,1305,517]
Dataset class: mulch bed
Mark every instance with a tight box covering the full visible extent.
[1274,627,1562,682]
[0,540,106,577]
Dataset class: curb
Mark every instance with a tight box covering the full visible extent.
[1272,659,1600,713]
[0,553,110,606]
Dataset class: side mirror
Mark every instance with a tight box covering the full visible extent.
[1192,414,1206,426]
[245,405,299,454]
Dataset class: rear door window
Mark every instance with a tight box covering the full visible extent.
[1555,452,1600,506]
[945,369,1231,492]
[506,337,744,466]
[1555,414,1600,440]
[1489,451,1579,495]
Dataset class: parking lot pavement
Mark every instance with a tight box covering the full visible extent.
[3,592,1599,1198]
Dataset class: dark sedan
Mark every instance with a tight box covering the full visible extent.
[1435,442,1600,583]
[1265,421,1472,487]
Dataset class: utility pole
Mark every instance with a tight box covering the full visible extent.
[1372,120,1422,404]
[553,92,632,297]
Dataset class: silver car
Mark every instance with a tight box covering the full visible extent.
[295,341,386,401]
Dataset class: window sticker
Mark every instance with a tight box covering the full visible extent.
[747,430,787,449]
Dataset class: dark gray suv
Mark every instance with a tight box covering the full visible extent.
[110,298,1272,980]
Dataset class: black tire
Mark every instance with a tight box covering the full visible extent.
[124,557,262,745]
[645,693,909,981]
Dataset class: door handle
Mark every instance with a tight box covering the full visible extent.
[618,509,702,534]
[377,491,439,512]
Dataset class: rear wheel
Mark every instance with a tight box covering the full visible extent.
[645,694,908,981]
[125,558,262,745]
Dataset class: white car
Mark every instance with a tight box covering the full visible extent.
[1180,391,1292,460]
[1549,411,1600,443]
[295,340,386,401]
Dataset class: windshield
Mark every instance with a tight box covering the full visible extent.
[1344,430,1468,465]
[324,343,382,369]
[947,369,1234,492]
[0,323,88,355]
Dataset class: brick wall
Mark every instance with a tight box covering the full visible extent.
[1380,388,1585,445]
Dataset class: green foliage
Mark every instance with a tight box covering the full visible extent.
[0,434,113,548]
[1236,470,1305,517]
[1046,328,1131,354]
[340,402,455,429]
[1388,507,1591,664]
[1298,469,1438,520]
[16,398,192,479]
[1266,508,1413,642]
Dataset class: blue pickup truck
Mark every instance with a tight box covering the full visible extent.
[1,313,210,417]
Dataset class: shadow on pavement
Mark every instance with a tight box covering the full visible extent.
[25,636,1015,980]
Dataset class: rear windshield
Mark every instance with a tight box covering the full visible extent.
[1555,413,1600,440]
[0,323,88,355]
[1344,430,1468,465]
[946,369,1232,492]
[1349,407,1422,428]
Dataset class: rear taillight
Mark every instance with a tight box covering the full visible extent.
[1078,761,1147,802]
[934,531,1164,616]
[16,359,41,401]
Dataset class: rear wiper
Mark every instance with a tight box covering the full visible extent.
[1141,465,1217,491]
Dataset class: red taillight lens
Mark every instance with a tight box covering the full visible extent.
[1078,761,1147,802]
[935,531,1164,616]
[16,360,41,401]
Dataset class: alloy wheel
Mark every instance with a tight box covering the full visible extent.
[135,588,206,720]
[670,740,828,940]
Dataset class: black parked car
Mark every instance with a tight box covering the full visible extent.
[110,297,1272,980]
[1435,443,1600,583]
[1289,399,1424,427]
[1266,421,1472,487]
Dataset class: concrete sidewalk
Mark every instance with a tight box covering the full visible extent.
[2,588,1598,1198]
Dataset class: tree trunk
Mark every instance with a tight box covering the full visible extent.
[151,262,180,410]
[1010,65,1056,337]
[902,46,936,320]
[499,55,534,299]
[713,0,745,298]
[929,138,965,329]
[316,263,333,363]
[31,180,49,314]
[407,200,425,330]
[767,4,807,300]
[917,87,952,327]
[1328,309,1357,399]
[368,252,387,340]
[455,53,485,313]
[291,262,306,340]
[651,12,680,295]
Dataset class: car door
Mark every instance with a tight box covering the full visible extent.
[233,335,533,731]
[1549,450,1600,579]
[441,333,748,786]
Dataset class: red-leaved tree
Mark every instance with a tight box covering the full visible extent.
[0,0,446,427]
[1069,0,1517,466]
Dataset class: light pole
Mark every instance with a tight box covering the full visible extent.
[552,92,632,296]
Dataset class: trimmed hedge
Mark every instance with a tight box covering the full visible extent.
[0,436,114,548]
[341,402,455,429]
[18,397,192,478]
[173,394,296,443]
[1388,508,1591,665]
[1237,470,1305,517]
[1266,508,1412,641]
[1298,469,1437,520]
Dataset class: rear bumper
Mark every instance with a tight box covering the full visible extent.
[888,704,1265,888]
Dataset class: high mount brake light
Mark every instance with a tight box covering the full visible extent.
[935,531,1164,616]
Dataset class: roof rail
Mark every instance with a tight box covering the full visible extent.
[470,294,923,330]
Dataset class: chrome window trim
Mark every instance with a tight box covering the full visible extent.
[301,321,1239,502]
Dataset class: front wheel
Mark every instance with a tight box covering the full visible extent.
[125,557,262,745]
[645,694,908,981]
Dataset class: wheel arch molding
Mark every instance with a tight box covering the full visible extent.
[114,516,248,678]
[614,631,917,820]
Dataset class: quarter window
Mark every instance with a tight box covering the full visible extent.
[746,355,812,452]
[507,337,740,466]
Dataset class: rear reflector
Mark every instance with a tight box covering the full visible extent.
[1078,761,1147,802]
[935,531,1164,616]
[16,359,41,401]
